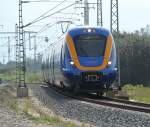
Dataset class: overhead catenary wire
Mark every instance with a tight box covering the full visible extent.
[24,0,73,27]
[36,33,65,55]
[24,2,76,27]
[37,22,58,34]
[23,0,74,3]
[25,0,81,60]
[30,0,67,22]
[35,3,77,53]
[0,36,16,47]
[0,1,80,64]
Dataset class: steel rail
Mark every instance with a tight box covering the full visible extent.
[77,96,150,113]
[103,97,150,108]
[78,93,150,108]
[38,83,150,114]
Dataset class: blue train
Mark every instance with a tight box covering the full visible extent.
[42,27,117,95]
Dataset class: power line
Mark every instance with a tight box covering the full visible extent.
[0,36,16,47]
[23,2,76,27]
[37,33,65,54]
[30,0,67,23]
[22,0,74,3]
[23,0,71,27]
[37,22,57,34]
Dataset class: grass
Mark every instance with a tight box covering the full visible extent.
[0,85,18,111]
[0,71,42,83]
[26,113,61,125]
[0,70,88,127]
[0,83,80,127]
[25,72,42,83]
[26,113,78,127]
[0,72,16,82]
[23,98,79,127]
[123,84,150,104]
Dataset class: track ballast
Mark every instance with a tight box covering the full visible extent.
[41,82,150,114]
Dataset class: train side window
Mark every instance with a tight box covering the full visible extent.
[64,43,71,59]
[61,45,63,65]
[41,57,45,71]
[46,57,49,70]
[64,44,67,58]
[53,51,55,72]
[50,54,52,70]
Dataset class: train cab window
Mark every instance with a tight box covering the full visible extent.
[110,40,116,60]
[74,35,107,57]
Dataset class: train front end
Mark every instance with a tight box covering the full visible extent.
[62,27,117,93]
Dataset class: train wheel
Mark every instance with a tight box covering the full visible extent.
[72,84,80,95]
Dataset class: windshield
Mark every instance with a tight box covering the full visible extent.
[74,35,107,57]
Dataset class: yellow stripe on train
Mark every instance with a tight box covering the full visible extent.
[66,34,113,71]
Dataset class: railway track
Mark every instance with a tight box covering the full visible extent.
[40,83,150,114]
[78,96,150,113]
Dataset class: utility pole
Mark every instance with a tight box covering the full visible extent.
[84,0,89,25]
[110,0,119,33]
[76,0,96,26]
[110,0,120,88]
[97,0,103,26]
[17,0,28,97]
[8,37,10,62]
[15,24,19,88]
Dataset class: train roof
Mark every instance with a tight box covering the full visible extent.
[67,26,110,36]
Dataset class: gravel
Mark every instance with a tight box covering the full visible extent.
[0,105,36,127]
[0,83,54,127]
[29,83,150,127]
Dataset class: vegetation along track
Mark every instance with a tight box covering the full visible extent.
[40,83,150,114]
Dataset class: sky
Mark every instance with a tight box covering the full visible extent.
[0,0,150,63]
[0,0,150,32]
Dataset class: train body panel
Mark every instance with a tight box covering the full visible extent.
[42,27,117,93]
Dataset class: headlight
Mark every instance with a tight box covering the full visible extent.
[114,68,118,71]
[70,61,74,65]
[108,61,112,65]
[87,28,92,33]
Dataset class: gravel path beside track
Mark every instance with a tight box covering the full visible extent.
[29,83,150,127]
[0,105,52,127]
[0,83,56,127]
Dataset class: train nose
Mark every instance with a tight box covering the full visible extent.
[78,57,103,67]
[84,75,99,81]
[81,72,103,82]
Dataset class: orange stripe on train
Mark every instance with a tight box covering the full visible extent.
[66,34,113,71]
